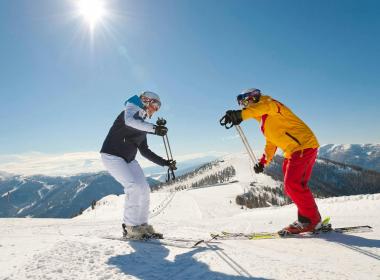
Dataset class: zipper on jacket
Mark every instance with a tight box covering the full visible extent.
[285,132,301,145]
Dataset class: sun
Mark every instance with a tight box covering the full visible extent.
[77,0,106,30]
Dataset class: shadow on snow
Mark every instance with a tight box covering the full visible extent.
[320,232,380,261]
[108,241,271,280]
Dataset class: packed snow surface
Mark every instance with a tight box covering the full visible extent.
[1,154,379,279]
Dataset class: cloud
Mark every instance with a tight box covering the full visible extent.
[0,150,227,177]
[0,152,104,177]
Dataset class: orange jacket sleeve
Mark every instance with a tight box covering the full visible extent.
[262,140,277,166]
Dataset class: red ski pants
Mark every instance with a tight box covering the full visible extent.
[282,148,320,225]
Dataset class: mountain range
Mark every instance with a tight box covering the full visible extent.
[0,156,216,218]
[0,144,379,218]
[319,144,380,172]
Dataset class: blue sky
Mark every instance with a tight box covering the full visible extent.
[0,0,379,165]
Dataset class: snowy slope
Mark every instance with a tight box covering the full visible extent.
[1,154,379,280]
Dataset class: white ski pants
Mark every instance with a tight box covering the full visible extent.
[101,153,150,226]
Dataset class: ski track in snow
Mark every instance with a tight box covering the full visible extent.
[1,154,380,280]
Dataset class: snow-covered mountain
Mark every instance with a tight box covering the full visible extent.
[319,144,380,172]
[266,155,380,197]
[0,172,158,218]
[1,146,379,219]
[143,154,219,181]
[0,158,216,218]
[157,153,380,209]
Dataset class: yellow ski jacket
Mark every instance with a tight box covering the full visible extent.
[241,95,319,165]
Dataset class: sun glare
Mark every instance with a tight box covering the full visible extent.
[77,0,106,30]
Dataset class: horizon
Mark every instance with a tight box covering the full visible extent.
[0,143,378,176]
[1,1,379,175]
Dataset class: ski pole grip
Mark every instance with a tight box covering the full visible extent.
[219,116,233,129]
[156,118,167,126]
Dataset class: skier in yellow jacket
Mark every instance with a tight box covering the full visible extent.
[222,88,322,235]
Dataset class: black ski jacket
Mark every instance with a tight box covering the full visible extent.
[100,111,167,166]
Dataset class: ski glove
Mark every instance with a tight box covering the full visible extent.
[166,159,177,170]
[154,125,168,136]
[224,110,243,126]
[254,162,264,174]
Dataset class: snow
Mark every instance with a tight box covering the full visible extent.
[33,181,56,199]
[1,153,379,280]
[1,190,379,279]
[73,180,89,199]
[1,187,18,198]
[16,201,37,215]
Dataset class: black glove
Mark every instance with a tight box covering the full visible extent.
[225,110,242,125]
[166,159,177,170]
[154,125,168,136]
[254,162,264,174]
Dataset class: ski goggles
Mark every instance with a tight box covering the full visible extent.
[141,96,161,111]
[237,89,261,106]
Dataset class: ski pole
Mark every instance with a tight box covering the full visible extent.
[157,118,176,182]
[235,125,258,165]
[163,134,176,181]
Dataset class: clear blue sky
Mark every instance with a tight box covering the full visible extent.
[0,0,379,157]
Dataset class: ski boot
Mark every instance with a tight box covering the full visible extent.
[278,217,331,236]
[278,220,322,236]
[313,217,332,233]
[122,223,150,240]
[141,223,164,239]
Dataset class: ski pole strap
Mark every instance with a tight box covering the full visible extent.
[166,167,176,182]
[166,168,170,182]
[170,168,176,180]
[220,116,234,129]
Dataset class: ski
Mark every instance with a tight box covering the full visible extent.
[211,225,373,240]
[211,217,372,241]
[102,236,207,249]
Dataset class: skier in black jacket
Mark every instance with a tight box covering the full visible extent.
[100,91,176,239]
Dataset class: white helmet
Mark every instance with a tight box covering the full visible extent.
[139,91,161,118]
[140,91,161,107]
[140,91,160,101]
